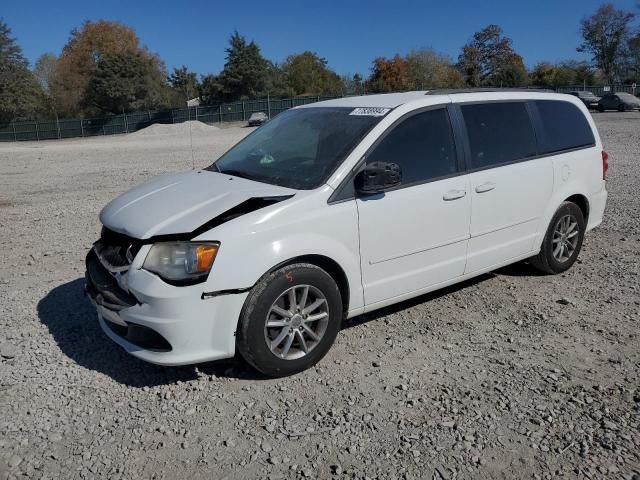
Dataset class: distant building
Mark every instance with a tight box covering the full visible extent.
[187,97,201,107]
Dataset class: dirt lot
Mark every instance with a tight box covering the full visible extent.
[0,114,638,480]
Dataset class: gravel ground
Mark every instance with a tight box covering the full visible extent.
[0,113,638,480]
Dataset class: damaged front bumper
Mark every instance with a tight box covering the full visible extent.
[85,248,247,366]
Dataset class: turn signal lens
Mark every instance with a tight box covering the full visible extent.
[194,244,218,273]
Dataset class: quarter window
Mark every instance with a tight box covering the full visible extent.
[533,100,595,154]
[366,108,458,185]
[461,102,537,169]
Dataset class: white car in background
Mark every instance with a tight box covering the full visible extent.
[86,90,608,377]
[247,111,268,126]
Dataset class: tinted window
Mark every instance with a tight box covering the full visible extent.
[211,107,383,189]
[534,100,595,154]
[366,108,457,185]
[461,102,537,169]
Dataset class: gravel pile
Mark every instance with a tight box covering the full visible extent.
[131,120,220,137]
[0,113,638,479]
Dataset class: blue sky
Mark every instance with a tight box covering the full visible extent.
[3,0,639,76]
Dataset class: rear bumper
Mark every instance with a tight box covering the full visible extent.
[587,188,607,231]
[86,250,248,366]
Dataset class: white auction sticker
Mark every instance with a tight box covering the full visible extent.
[349,107,391,117]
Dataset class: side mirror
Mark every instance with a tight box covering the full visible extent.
[354,161,402,195]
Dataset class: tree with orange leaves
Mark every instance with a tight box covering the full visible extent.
[367,55,410,93]
[50,20,167,116]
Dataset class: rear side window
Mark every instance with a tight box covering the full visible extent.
[461,102,537,169]
[367,108,457,185]
[534,100,595,154]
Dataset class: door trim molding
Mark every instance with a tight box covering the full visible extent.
[472,216,538,238]
[369,235,469,265]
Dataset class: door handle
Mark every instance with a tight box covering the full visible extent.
[475,182,496,193]
[442,189,467,201]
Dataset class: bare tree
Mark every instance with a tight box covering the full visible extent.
[457,25,527,87]
[33,53,57,93]
[577,4,635,84]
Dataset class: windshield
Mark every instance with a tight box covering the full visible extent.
[208,107,384,189]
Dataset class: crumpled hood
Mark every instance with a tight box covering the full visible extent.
[100,170,296,239]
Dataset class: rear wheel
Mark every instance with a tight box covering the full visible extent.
[236,263,342,377]
[597,104,605,112]
[530,202,586,274]
[618,103,626,112]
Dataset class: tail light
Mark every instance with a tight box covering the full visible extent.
[601,150,609,180]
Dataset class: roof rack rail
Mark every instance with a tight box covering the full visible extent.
[424,88,555,95]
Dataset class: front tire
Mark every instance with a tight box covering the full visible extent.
[236,263,343,377]
[530,202,586,274]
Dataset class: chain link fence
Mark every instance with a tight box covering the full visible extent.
[554,84,638,96]
[1,86,638,142]
[0,95,338,142]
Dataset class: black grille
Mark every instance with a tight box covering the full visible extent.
[94,227,142,272]
[103,319,172,352]
[85,250,139,310]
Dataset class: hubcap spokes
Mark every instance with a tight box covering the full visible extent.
[552,214,579,262]
[265,285,329,360]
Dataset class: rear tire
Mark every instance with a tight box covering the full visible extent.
[236,263,342,377]
[530,202,586,274]
[597,104,605,112]
[618,103,626,112]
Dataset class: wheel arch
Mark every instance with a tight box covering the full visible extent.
[564,193,589,223]
[266,255,351,316]
[534,185,591,252]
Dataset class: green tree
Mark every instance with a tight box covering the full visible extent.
[530,61,597,88]
[282,51,343,96]
[168,65,199,106]
[0,19,44,123]
[561,60,597,86]
[50,20,165,116]
[491,54,528,87]
[198,73,224,105]
[406,48,465,89]
[458,24,527,87]
[217,31,269,101]
[264,62,294,98]
[578,4,635,84]
[84,51,169,114]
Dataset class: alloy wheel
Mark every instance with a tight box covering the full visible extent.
[552,214,579,262]
[264,285,329,360]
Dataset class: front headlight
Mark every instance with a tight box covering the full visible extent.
[142,242,219,285]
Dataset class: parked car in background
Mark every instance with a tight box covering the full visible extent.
[568,90,601,110]
[248,112,268,126]
[597,92,640,112]
[86,90,608,377]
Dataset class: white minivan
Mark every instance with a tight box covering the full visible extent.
[86,90,608,376]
